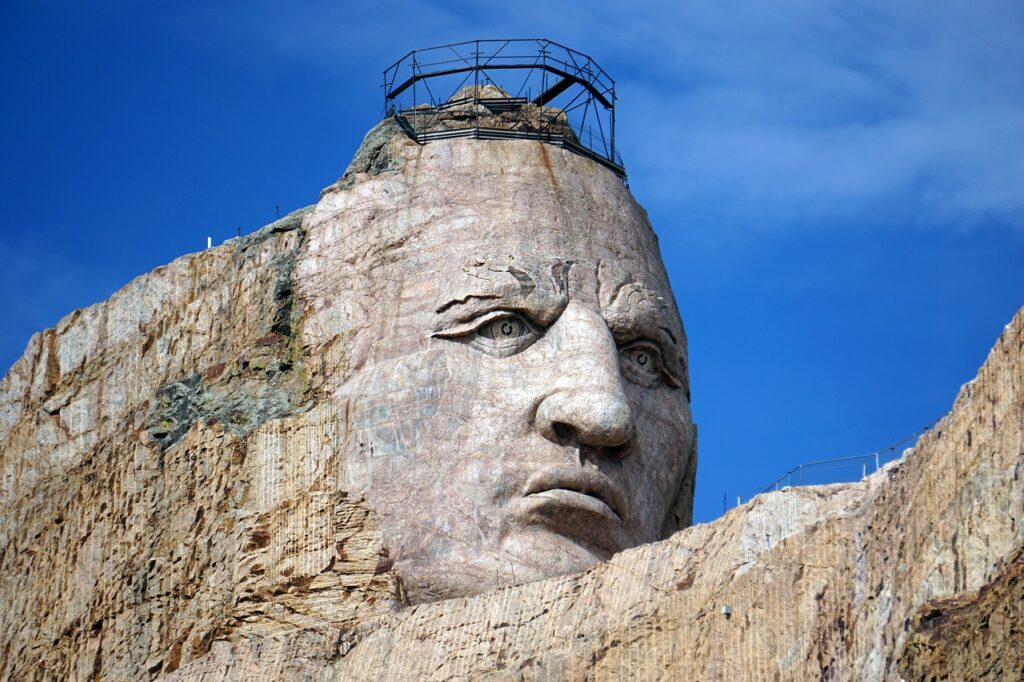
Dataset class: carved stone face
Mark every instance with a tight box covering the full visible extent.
[306,140,694,602]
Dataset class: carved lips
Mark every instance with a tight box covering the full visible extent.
[521,466,627,526]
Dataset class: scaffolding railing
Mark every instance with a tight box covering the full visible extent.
[382,39,624,177]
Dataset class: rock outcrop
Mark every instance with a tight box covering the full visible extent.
[1,127,1021,680]
[397,84,579,141]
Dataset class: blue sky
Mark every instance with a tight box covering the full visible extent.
[3,1,1023,523]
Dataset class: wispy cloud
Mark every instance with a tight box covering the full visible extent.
[174,0,1024,231]
[614,2,1024,231]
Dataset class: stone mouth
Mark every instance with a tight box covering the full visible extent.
[521,466,626,524]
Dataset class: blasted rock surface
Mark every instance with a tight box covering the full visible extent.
[304,130,696,604]
[0,208,405,679]
[172,308,1024,681]
[0,130,1022,680]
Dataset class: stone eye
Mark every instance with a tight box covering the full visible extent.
[620,342,664,386]
[479,316,528,340]
[433,311,540,357]
[436,311,541,357]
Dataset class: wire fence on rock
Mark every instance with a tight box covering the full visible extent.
[735,420,939,508]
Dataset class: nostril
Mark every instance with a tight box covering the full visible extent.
[536,391,635,451]
[551,421,575,444]
[604,442,631,461]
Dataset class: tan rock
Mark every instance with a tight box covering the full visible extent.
[1,122,1021,680]
[166,307,1024,681]
[305,130,695,603]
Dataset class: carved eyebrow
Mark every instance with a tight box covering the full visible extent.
[435,293,502,316]
[505,265,537,297]
[603,282,680,348]
[434,262,568,328]
[659,324,679,347]
[434,264,539,315]
[433,293,530,330]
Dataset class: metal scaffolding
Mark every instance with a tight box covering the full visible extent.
[383,39,624,178]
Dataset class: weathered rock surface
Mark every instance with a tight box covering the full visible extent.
[899,544,1023,680]
[0,205,406,678]
[1,128,1021,680]
[397,84,578,140]
[170,307,1024,681]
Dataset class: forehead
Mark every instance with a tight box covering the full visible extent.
[395,180,669,289]
[307,140,668,280]
[436,258,667,310]
[389,196,680,353]
[299,141,683,349]
[389,206,679,342]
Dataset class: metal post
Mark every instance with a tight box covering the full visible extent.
[412,52,417,134]
[474,41,480,139]
[610,85,616,163]
[875,452,880,471]
[541,44,548,116]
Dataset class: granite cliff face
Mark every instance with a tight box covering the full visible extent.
[1,126,1022,680]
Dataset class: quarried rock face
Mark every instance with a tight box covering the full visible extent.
[304,130,695,604]
[1,129,696,678]
[1,121,1021,679]
[173,307,1024,681]
[0,208,406,678]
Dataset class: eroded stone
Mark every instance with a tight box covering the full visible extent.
[1,115,1021,680]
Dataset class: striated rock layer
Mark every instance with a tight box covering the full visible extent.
[1,131,1022,680]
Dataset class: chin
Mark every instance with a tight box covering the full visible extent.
[501,525,614,576]
[393,530,614,603]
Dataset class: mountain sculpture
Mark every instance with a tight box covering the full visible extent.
[1,101,1021,680]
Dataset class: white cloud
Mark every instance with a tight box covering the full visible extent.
[174,0,1024,231]
[613,1,1024,230]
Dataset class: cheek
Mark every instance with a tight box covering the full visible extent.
[626,387,693,536]
[343,351,449,490]
[435,343,545,448]
[347,346,541,490]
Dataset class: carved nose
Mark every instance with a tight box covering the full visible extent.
[533,302,636,456]
[536,390,635,452]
